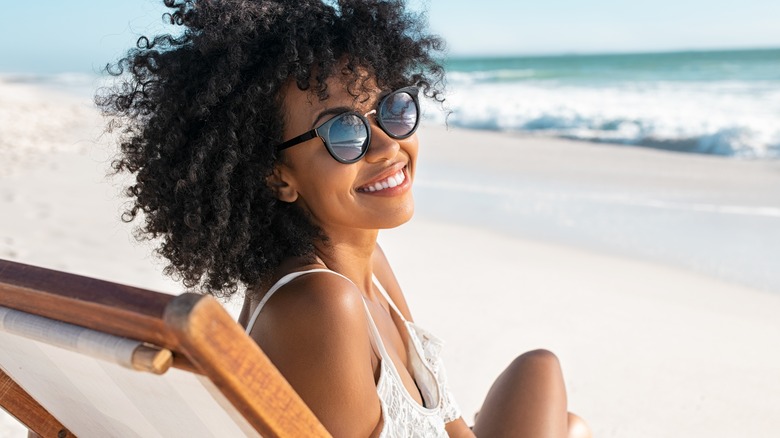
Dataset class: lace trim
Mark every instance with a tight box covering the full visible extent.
[377,360,449,438]
[406,322,462,424]
[374,321,462,437]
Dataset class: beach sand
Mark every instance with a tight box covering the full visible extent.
[2,80,779,437]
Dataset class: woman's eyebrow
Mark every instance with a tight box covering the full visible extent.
[312,106,352,128]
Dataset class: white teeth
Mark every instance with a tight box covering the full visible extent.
[359,168,407,192]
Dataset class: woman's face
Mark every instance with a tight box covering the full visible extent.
[273,75,419,235]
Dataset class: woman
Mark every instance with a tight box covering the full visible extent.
[99,0,590,436]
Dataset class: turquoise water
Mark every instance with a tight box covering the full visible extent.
[446,49,780,83]
[433,49,780,158]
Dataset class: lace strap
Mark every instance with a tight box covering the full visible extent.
[372,274,407,322]
[245,268,349,334]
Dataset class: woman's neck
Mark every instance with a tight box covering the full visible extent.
[314,228,379,298]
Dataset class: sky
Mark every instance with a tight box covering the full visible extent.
[1,0,779,73]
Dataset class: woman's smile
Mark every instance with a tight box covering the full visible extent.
[356,164,411,195]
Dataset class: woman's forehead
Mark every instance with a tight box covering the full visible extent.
[283,74,383,112]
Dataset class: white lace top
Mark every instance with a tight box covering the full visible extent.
[245,268,461,437]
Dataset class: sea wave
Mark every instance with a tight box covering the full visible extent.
[0,72,103,99]
[425,78,780,158]
[446,69,539,84]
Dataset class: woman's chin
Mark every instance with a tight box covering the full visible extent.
[380,204,415,229]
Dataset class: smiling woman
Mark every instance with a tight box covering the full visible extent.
[271,76,419,233]
[96,0,589,436]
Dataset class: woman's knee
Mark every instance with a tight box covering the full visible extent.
[509,349,561,374]
[493,349,565,396]
[475,349,570,436]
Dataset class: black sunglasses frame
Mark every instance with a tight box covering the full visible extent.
[275,86,420,164]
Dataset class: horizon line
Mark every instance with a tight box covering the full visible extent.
[446,45,780,60]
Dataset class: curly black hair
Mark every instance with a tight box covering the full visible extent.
[96,0,445,298]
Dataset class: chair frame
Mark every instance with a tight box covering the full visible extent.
[0,258,331,438]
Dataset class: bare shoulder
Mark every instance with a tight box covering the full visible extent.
[257,271,368,329]
[372,244,414,321]
[250,270,371,366]
[250,271,382,437]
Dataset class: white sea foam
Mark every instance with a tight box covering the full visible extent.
[0,72,104,99]
[446,69,538,84]
[425,70,780,159]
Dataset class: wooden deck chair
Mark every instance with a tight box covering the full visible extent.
[0,258,331,438]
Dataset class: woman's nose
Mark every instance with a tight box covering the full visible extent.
[364,120,401,163]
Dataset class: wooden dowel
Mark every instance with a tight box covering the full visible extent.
[131,344,173,375]
[0,306,171,375]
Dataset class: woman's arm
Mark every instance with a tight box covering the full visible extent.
[446,417,477,438]
[248,272,383,438]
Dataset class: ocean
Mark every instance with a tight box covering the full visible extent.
[428,48,780,159]
[3,48,778,159]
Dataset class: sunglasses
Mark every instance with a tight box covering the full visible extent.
[276,86,420,164]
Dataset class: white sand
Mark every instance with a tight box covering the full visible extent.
[2,80,780,437]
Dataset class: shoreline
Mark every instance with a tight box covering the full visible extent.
[3,71,780,160]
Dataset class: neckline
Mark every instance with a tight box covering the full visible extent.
[369,276,444,410]
[361,297,441,413]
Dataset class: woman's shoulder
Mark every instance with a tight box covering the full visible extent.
[254,266,369,336]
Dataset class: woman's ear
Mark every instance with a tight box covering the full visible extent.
[266,166,298,203]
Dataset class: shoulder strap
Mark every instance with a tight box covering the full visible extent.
[371,274,407,322]
[360,298,392,360]
[245,268,349,334]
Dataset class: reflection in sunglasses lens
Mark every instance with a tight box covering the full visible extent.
[329,114,368,161]
[380,92,417,138]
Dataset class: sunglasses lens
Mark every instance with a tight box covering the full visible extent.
[379,90,418,138]
[327,113,369,162]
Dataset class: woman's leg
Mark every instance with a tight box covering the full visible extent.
[472,349,590,438]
